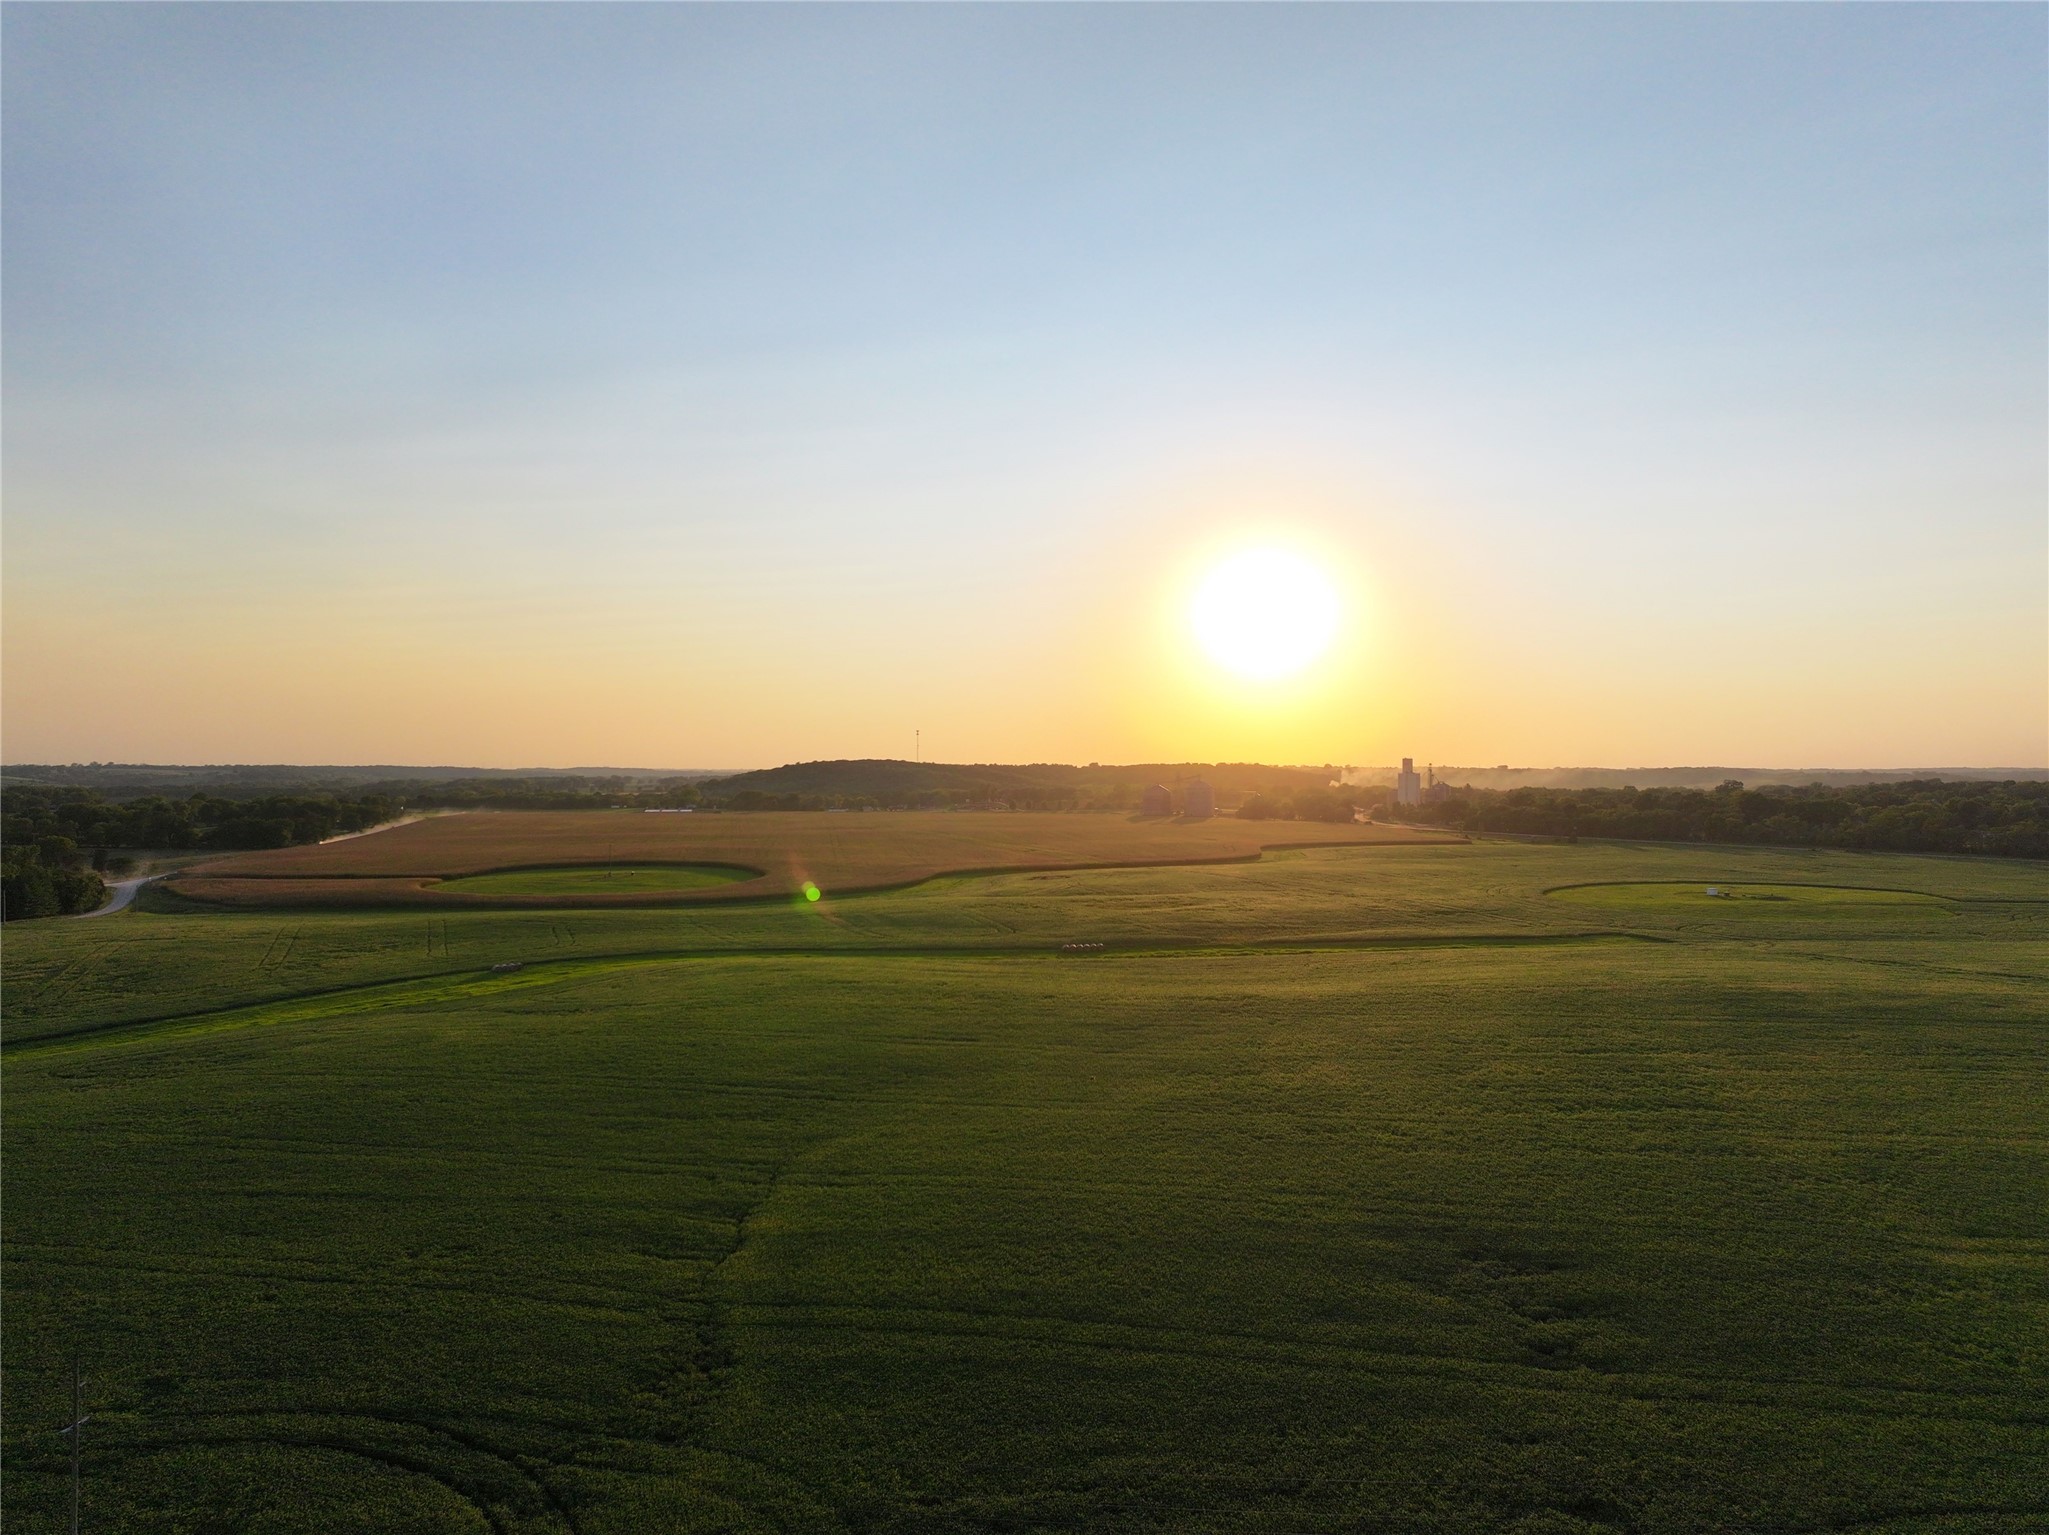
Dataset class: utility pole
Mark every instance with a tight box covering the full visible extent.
[59,1356,88,1535]
[915,729,920,763]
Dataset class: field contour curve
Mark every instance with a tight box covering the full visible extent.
[162,810,1463,909]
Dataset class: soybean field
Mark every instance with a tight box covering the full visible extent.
[4,831,2045,1534]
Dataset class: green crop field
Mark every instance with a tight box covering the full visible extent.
[5,830,2046,1534]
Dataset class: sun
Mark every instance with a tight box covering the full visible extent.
[1189,547,1341,681]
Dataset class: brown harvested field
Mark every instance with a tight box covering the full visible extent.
[165,810,1461,908]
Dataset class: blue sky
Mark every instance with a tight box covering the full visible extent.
[5,4,2043,768]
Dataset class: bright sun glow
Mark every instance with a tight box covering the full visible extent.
[1189,547,1341,681]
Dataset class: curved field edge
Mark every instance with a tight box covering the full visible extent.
[1543,880,1960,902]
[159,834,1469,911]
[182,811,1458,881]
[1541,878,2049,907]
[3,932,1659,1056]
[433,861,767,894]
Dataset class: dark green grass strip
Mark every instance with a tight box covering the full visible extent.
[1541,879,1964,900]
[434,861,766,894]
[5,932,1662,1057]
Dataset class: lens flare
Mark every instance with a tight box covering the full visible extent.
[802,881,821,902]
[1189,547,1340,680]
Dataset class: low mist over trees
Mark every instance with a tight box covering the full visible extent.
[1235,787,1360,823]
[1376,779,2049,859]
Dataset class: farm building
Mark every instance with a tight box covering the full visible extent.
[1140,784,1173,817]
[1181,778,1216,818]
[1395,758,1423,807]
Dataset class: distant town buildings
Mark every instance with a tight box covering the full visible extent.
[1140,783,1173,817]
[1181,778,1216,819]
[1423,765,1456,805]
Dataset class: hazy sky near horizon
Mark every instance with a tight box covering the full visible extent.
[5,3,2044,770]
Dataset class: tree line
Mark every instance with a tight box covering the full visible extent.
[1233,787,1361,823]
[1,843,108,921]
[1375,779,2049,858]
[2,786,418,919]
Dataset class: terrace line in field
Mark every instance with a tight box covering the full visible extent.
[162,810,1461,909]
[1548,881,1952,910]
[434,863,760,896]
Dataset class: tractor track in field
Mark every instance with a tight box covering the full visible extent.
[640,1159,792,1442]
[99,1432,515,1533]
[1788,1503,2049,1532]
[717,1298,2047,1429]
[255,923,307,975]
[25,938,122,1010]
[12,1241,665,1322]
[619,1151,858,1535]
[3,931,1666,1055]
[94,1405,584,1534]
[1771,943,2049,989]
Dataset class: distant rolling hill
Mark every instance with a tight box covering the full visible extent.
[696,759,1345,801]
